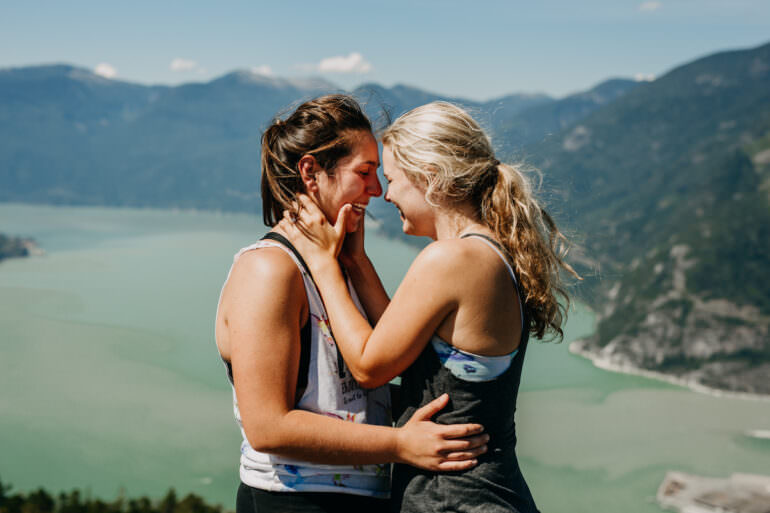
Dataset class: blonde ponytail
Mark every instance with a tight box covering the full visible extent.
[482,163,577,339]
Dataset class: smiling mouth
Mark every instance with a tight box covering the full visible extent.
[351,203,367,215]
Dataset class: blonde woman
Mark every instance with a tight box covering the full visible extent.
[280,101,576,512]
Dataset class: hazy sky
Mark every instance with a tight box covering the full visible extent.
[2,0,769,100]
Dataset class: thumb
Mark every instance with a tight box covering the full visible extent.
[411,393,449,422]
[335,204,352,239]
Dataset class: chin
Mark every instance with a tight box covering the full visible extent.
[402,221,431,238]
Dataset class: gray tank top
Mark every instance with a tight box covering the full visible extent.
[391,234,540,513]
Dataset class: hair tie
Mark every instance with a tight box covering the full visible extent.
[488,159,500,183]
[474,159,500,201]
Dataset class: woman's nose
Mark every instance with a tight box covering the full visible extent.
[367,173,383,197]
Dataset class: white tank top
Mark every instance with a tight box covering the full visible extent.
[218,237,391,497]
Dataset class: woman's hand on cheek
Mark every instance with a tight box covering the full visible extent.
[280,194,350,266]
[339,213,366,268]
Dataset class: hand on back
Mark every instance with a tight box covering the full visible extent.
[397,393,488,471]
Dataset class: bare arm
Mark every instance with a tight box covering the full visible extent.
[279,199,457,388]
[338,212,390,323]
[298,242,454,388]
[344,252,390,323]
[219,247,485,470]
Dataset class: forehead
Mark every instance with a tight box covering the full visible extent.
[345,130,379,166]
[382,144,401,175]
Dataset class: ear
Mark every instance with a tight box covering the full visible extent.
[298,155,319,192]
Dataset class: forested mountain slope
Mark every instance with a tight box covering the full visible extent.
[0,64,630,220]
[526,42,770,394]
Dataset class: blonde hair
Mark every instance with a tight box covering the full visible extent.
[382,101,578,340]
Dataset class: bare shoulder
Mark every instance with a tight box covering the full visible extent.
[409,237,511,292]
[217,245,307,354]
[221,246,306,315]
[412,238,483,273]
[230,246,301,285]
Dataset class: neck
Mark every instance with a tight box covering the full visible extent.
[432,202,491,240]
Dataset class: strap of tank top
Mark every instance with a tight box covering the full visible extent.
[260,231,313,401]
[460,233,525,333]
[262,232,313,278]
[261,231,348,380]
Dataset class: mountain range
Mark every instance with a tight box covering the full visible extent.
[532,42,770,395]
[0,63,632,213]
[1,42,767,395]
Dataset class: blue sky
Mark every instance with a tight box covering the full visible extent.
[2,0,769,100]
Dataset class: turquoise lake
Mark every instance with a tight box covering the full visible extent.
[1,203,768,512]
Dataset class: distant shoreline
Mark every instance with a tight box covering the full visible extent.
[0,232,43,261]
[569,341,770,403]
[0,199,261,218]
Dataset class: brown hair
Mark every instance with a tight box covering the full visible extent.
[382,101,579,341]
[260,94,372,226]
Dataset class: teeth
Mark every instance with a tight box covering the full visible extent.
[351,203,366,213]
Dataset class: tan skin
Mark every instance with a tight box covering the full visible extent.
[278,143,523,389]
[215,131,489,471]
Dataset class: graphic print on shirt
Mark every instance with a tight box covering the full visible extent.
[311,312,334,347]
[310,312,366,406]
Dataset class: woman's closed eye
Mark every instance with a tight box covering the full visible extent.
[358,166,376,177]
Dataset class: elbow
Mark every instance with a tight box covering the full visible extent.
[349,366,392,390]
[241,415,287,454]
[243,427,279,453]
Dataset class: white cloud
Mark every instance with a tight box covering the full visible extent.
[170,58,198,72]
[317,52,372,74]
[94,63,117,79]
[251,65,274,76]
[634,73,656,82]
[638,1,662,11]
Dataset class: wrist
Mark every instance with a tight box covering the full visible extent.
[308,254,338,274]
[392,426,407,465]
[342,253,370,273]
